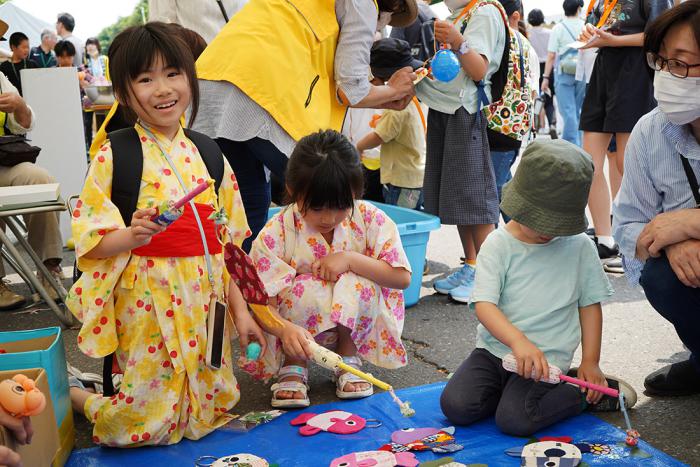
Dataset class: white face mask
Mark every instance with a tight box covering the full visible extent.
[376,12,393,32]
[654,70,700,126]
[444,0,469,13]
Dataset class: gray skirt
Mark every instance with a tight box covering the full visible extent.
[423,107,499,225]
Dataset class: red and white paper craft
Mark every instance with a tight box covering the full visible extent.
[224,243,283,329]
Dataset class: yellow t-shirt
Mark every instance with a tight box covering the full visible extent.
[374,103,426,189]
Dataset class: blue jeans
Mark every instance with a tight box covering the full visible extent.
[640,256,700,372]
[554,72,586,146]
[490,149,518,223]
[382,184,423,210]
[215,137,288,253]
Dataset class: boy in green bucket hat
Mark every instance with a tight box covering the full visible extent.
[440,140,636,436]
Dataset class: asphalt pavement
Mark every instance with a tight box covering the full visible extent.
[1,223,699,464]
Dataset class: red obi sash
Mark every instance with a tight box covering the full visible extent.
[133,203,223,257]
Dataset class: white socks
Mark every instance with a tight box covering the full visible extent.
[597,235,615,248]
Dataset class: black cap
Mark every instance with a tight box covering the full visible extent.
[370,38,424,81]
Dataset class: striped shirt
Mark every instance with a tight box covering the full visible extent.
[612,108,700,283]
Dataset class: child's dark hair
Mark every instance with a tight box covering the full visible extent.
[54,40,75,57]
[528,9,545,27]
[108,22,199,127]
[644,0,700,56]
[286,130,364,212]
[9,32,28,49]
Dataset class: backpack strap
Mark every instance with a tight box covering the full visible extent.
[184,129,225,193]
[108,128,143,227]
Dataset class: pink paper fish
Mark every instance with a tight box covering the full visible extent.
[290,410,366,436]
[330,450,419,467]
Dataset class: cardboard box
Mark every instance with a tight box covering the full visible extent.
[0,368,60,467]
[0,327,74,466]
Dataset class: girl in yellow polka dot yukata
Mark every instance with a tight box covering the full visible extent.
[66,23,265,447]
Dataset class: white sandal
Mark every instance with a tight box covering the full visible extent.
[334,356,374,400]
[270,365,310,409]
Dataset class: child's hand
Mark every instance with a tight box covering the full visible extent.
[0,403,32,445]
[0,445,21,467]
[511,337,549,382]
[311,252,353,282]
[577,361,608,405]
[280,322,314,361]
[128,208,165,247]
[233,311,267,357]
[434,20,463,50]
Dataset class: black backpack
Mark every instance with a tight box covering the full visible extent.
[73,127,225,396]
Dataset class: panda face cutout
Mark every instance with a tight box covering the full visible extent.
[521,441,582,467]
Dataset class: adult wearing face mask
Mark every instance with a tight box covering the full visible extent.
[613,0,700,397]
[194,0,418,252]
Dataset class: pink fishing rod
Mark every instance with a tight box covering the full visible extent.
[151,180,213,226]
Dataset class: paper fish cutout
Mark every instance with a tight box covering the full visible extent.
[330,450,419,467]
[576,442,612,455]
[212,453,269,467]
[521,441,581,467]
[291,410,366,436]
[380,426,463,454]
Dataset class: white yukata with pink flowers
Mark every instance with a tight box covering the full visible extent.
[245,201,411,381]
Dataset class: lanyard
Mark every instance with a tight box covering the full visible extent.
[411,97,426,134]
[680,153,700,208]
[586,0,618,29]
[452,0,479,25]
[140,124,217,291]
[9,60,25,83]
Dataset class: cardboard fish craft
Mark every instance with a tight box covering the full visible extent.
[211,453,270,467]
[330,450,419,467]
[521,441,582,467]
[291,410,367,436]
[379,427,464,454]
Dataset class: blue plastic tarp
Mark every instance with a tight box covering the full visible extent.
[67,382,687,466]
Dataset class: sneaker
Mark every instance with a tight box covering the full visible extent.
[39,266,67,301]
[603,256,624,274]
[644,360,700,397]
[434,264,473,295]
[593,237,620,259]
[0,279,26,310]
[586,377,637,412]
[448,272,476,304]
[549,125,558,140]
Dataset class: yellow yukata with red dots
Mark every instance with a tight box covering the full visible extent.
[66,123,250,447]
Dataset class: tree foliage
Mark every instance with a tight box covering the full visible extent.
[96,0,148,51]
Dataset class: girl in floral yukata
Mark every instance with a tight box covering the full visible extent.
[241,129,412,408]
[65,23,262,446]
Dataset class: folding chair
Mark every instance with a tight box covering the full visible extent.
[0,199,75,327]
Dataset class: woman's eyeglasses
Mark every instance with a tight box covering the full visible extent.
[646,52,700,79]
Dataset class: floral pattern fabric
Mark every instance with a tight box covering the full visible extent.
[245,201,411,381]
[66,124,250,446]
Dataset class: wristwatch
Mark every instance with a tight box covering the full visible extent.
[456,40,470,56]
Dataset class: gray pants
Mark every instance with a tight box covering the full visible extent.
[440,348,583,437]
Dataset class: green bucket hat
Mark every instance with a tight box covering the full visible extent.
[500,139,594,237]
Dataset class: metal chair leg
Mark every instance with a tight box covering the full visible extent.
[0,221,74,327]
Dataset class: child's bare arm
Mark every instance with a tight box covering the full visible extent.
[578,303,608,404]
[311,251,411,289]
[82,208,164,259]
[228,280,267,354]
[475,301,550,380]
[356,132,385,153]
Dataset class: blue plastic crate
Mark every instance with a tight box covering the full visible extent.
[268,202,440,307]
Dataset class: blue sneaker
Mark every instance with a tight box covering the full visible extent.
[433,264,474,295]
[448,266,476,303]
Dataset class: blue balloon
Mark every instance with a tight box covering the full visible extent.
[246,342,262,360]
[431,49,461,82]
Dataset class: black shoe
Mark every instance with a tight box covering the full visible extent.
[568,369,637,412]
[593,238,620,259]
[549,125,558,140]
[644,360,700,397]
